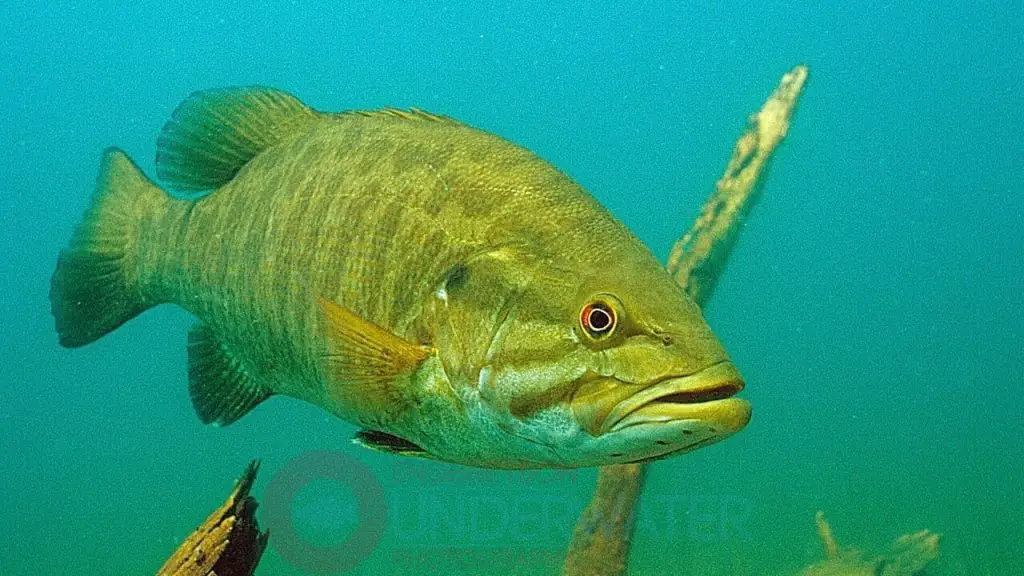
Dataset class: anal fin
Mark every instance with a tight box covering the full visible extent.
[188,325,272,426]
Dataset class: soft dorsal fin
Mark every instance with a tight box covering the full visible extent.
[353,429,433,458]
[319,297,433,416]
[156,86,320,192]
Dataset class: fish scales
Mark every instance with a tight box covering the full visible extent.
[145,115,570,409]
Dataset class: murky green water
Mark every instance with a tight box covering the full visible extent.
[2,2,1020,574]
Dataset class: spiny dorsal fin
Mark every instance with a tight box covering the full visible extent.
[319,297,432,416]
[156,86,320,192]
[341,107,460,125]
[353,429,433,458]
[188,324,272,426]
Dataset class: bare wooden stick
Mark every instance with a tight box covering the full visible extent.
[668,64,809,303]
[156,461,267,576]
[562,463,646,576]
[563,65,809,576]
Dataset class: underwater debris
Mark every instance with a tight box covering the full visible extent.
[562,463,646,576]
[156,461,267,576]
[799,512,940,576]
[816,510,841,560]
[667,64,810,303]
[564,65,809,576]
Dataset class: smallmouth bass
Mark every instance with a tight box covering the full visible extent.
[51,87,750,468]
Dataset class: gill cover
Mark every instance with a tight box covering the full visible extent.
[429,248,585,416]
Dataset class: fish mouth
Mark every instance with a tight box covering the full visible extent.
[571,361,750,437]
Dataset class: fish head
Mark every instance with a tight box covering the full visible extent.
[430,248,750,468]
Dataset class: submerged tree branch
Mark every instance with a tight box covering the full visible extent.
[155,461,267,576]
[563,65,809,576]
[668,64,809,303]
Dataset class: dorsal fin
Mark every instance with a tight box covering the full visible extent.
[341,107,461,125]
[156,86,320,192]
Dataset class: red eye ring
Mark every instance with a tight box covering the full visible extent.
[580,301,616,337]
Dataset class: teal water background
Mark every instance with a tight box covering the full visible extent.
[1,2,1021,574]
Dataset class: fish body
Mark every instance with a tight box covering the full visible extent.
[51,87,750,468]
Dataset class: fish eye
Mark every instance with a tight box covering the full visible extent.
[580,300,617,338]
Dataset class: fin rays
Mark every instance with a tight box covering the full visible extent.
[156,86,320,192]
[188,324,272,426]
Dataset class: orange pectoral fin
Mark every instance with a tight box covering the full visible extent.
[318,297,432,415]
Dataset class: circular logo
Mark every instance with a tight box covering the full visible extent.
[263,450,387,574]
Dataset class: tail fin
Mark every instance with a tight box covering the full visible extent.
[51,148,168,347]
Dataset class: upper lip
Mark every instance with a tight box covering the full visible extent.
[598,361,744,434]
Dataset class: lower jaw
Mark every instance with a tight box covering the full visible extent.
[626,436,721,464]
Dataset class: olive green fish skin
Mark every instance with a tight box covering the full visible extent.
[142,113,637,397]
[115,101,741,468]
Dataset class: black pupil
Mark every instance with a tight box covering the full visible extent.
[588,307,612,331]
